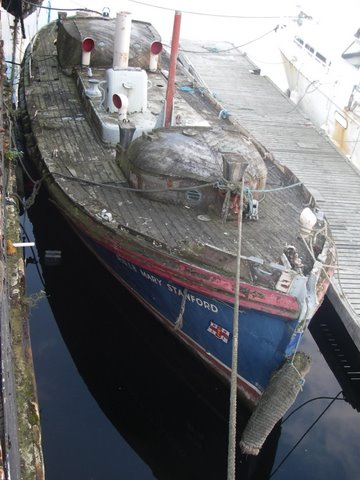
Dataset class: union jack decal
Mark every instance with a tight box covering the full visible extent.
[207,321,230,343]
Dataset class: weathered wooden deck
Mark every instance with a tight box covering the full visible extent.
[182,40,360,349]
[22,20,326,288]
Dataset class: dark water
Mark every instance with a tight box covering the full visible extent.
[23,189,360,480]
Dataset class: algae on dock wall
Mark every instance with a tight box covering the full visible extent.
[1,81,45,478]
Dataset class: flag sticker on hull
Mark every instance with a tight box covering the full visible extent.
[207,321,230,343]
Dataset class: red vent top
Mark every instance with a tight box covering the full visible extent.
[112,94,123,109]
[82,37,95,53]
[150,41,163,55]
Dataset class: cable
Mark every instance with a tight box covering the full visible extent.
[52,171,216,193]
[4,60,22,66]
[245,55,285,65]
[249,181,302,193]
[51,171,305,197]
[269,390,343,478]
[16,152,37,185]
[282,393,345,424]
[128,0,297,19]
[178,27,278,54]
[20,223,46,287]
[286,80,320,114]
[22,0,103,16]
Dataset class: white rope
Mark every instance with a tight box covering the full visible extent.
[290,362,306,389]
[289,327,307,390]
[174,288,187,330]
[227,177,245,480]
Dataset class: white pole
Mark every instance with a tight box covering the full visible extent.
[113,11,132,70]
[11,242,35,248]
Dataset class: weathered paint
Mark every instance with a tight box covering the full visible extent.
[18,15,337,410]
[65,207,301,320]
[111,281,263,407]
[74,228,298,406]
[332,112,348,155]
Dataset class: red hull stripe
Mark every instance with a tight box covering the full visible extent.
[74,219,300,319]
[114,244,298,319]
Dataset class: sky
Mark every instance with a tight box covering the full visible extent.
[19,0,299,42]
[2,0,360,91]
[13,0,359,44]
[1,0,358,49]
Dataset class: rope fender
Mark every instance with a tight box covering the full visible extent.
[239,351,311,456]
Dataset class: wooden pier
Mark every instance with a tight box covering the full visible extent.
[0,14,45,479]
[182,40,360,350]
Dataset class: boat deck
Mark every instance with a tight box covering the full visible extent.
[21,21,320,285]
[181,40,360,348]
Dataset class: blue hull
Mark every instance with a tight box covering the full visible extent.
[79,232,299,404]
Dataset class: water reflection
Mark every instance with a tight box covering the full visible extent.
[310,299,360,413]
[26,189,281,479]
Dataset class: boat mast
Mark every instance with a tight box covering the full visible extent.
[164,11,181,128]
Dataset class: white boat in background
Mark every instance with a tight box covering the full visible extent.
[279,11,360,171]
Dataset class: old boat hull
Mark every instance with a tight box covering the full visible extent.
[80,233,299,405]
[50,188,301,407]
[19,14,335,409]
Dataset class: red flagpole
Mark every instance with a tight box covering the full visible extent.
[164,11,182,128]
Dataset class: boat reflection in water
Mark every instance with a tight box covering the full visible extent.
[26,188,281,479]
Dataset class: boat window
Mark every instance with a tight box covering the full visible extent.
[294,36,304,47]
[342,40,360,68]
[315,52,327,65]
[347,84,360,111]
[305,43,314,54]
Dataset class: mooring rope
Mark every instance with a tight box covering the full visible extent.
[290,297,308,377]
[221,189,232,221]
[24,178,43,210]
[248,182,303,193]
[174,288,188,330]
[51,171,216,194]
[227,176,245,480]
[19,223,45,287]
[49,171,302,196]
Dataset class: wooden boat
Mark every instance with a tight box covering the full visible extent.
[28,190,282,476]
[19,11,335,408]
